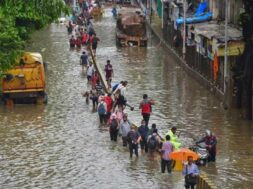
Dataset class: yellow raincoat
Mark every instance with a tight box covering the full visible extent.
[166,130,181,150]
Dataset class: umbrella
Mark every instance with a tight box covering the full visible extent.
[170,148,199,161]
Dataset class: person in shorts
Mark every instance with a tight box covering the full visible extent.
[86,63,94,83]
[80,51,89,71]
[104,60,113,86]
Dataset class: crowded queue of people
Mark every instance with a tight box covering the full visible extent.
[72,3,218,188]
[67,1,100,54]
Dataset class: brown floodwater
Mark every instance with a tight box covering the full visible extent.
[0,9,253,189]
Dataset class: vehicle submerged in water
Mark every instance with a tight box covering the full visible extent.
[116,8,147,47]
[1,52,47,105]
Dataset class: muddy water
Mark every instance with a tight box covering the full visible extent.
[0,9,253,189]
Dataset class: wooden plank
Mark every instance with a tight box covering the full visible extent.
[89,46,110,93]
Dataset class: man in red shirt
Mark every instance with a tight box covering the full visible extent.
[82,31,89,46]
[104,93,114,123]
[139,94,155,127]
[91,71,100,89]
[104,60,113,87]
[75,37,82,48]
[69,35,75,48]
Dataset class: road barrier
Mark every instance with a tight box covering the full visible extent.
[197,173,217,189]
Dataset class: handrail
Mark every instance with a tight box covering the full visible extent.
[88,46,110,93]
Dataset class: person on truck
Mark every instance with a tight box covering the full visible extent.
[139,94,155,127]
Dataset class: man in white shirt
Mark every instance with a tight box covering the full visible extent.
[86,63,94,83]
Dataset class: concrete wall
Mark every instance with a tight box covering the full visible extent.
[209,0,244,24]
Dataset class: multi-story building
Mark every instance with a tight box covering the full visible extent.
[138,0,246,109]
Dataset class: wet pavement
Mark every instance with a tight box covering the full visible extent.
[0,8,253,189]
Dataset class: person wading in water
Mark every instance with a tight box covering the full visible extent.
[139,94,155,127]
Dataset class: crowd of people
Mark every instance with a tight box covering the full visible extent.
[66,1,100,55]
[68,2,217,188]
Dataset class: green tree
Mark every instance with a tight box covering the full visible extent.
[0,0,69,76]
[0,9,23,76]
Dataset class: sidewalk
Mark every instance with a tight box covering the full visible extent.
[144,10,224,101]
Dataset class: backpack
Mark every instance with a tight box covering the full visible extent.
[148,135,157,150]
[142,101,151,114]
[98,103,106,115]
[110,119,118,130]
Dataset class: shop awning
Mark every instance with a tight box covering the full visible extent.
[193,21,243,42]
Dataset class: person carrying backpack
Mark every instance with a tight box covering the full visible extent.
[147,129,161,159]
[97,98,107,124]
[109,113,119,141]
[139,94,155,127]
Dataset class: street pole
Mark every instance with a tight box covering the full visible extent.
[222,0,229,109]
[224,0,228,93]
[162,0,164,29]
[73,0,76,10]
[182,0,186,59]
[150,0,152,24]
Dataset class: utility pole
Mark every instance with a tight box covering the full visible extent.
[224,0,228,92]
[162,0,164,29]
[182,0,186,59]
[150,0,152,24]
[223,0,229,109]
[73,0,76,10]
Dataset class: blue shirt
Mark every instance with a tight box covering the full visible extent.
[138,125,149,140]
[80,54,88,65]
[183,163,200,176]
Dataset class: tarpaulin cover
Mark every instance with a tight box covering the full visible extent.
[195,2,207,16]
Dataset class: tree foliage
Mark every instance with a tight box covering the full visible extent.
[0,0,69,76]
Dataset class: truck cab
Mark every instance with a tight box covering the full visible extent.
[2,52,47,104]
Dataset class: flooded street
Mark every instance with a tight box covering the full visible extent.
[0,9,253,189]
